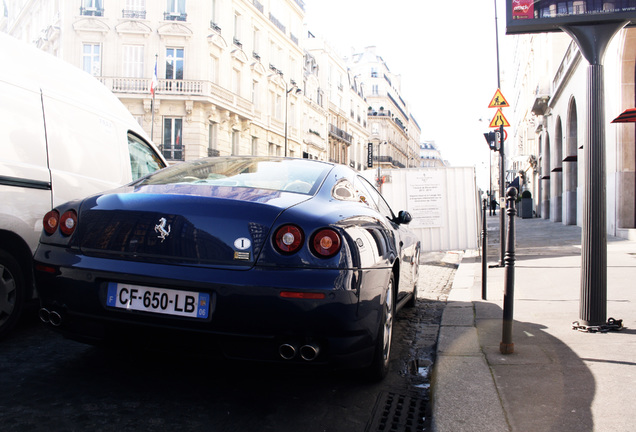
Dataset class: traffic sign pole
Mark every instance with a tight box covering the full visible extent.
[498,123,505,267]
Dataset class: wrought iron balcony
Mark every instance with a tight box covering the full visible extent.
[210,21,222,33]
[164,12,187,21]
[80,7,104,16]
[122,9,146,19]
[162,145,184,161]
[328,124,352,145]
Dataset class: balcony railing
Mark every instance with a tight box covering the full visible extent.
[100,77,253,115]
[328,124,352,145]
[252,0,264,13]
[269,13,286,33]
[122,9,145,19]
[162,145,184,161]
[164,12,187,21]
[210,21,221,33]
[80,7,104,16]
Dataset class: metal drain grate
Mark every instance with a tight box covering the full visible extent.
[366,391,428,432]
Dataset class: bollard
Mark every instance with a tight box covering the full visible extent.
[482,198,488,300]
[500,187,517,355]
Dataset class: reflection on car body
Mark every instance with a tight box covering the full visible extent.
[34,157,420,381]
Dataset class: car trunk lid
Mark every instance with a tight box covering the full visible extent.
[76,184,310,269]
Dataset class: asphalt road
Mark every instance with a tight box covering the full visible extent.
[0,255,457,432]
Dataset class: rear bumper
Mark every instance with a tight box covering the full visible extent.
[34,247,389,369]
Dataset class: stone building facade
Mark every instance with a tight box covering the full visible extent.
[508,27,636,238]
[2,0,427,174]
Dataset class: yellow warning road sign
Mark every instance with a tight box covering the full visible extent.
[489,109,510,128]
[488,89,510,108]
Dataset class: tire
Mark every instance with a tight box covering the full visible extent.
[364,273,395,381]
[0,251,25,340]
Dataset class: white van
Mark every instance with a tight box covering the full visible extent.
[0,33,167,338]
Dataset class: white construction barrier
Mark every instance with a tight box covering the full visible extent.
[363,167,481,252]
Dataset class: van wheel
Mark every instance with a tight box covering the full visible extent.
[364,273,395,381]
[0,251,25,340]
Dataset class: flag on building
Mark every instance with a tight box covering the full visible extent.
[151,59,158,96]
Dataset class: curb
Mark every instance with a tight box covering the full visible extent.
[430,250,509,432]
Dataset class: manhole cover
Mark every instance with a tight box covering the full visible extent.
[366,391,428,432]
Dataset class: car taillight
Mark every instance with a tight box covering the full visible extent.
[311,228,341,258]
[274,224,304,254]
[59,210,78,236]
[43,210,60,235]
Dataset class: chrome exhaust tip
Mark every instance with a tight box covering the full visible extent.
[279,343,297,360]
[299,343,320,361]
[49,311,62,327]
[38,308,50,324]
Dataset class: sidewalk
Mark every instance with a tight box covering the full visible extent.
[431,215,636,432]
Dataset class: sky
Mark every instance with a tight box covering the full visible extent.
[303,0,511,191]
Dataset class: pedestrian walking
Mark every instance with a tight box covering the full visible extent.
[490,195,497,216]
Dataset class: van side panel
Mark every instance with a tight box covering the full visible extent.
[0,80,52,253]
[42,93,127,207]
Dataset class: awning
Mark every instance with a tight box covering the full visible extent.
[611,108,636,123]
[508,176,520,193]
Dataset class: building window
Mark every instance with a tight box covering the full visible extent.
[163,118,183,160]
[275,93,282,120]
[208,122,219,157]
[251,136,258,156]
[123,45,144,78]
[82,43,101,76]
[252,26,260,58]
[372,84,379,95]
[123,0,145,18]
[233,11,242,45]
[165,0,186,21]
[290,101,296,130]
[210,0,217,23]
[252,80,259,109]
[232,68,241,96]
[81,0,104,16]
[166,48,184,79]
[231,131,240,155]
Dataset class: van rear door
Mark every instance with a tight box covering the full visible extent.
[0,77,52,253]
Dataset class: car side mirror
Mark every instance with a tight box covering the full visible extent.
[396,210,412,225]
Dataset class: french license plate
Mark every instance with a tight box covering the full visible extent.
[106,282,210,319]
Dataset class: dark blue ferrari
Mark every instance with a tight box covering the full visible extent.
[34,157,420,380]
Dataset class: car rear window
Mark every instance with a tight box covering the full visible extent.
[138,157,331,195]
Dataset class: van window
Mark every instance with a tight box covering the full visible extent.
[128,133,165,180]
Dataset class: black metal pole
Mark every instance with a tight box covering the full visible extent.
[560,22,627,327]
[492,0,505,268]
[498,124,506,267]
[500,187,517,355]
[482,198,488,300]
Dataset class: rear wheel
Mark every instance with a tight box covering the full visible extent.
[364,273,395,381]
[0,251,25,340]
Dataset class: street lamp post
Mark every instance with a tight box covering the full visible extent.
[376,140,386,191]
[284,81,301,157]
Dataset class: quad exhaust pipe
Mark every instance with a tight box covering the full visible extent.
[299,343,320,361]
[278,342,321,361]
[39,308,63,327]
[278,343,297,360]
